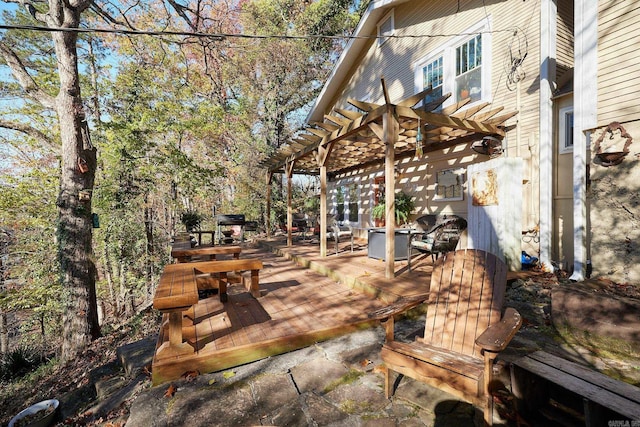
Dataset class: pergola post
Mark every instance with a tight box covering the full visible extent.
[265,171,273,238]
[383,106,399,279]
[285,161,294,247]
[316,143,333,257]
[320,165,328,257]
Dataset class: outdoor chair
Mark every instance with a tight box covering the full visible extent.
[326,215,354,255]
[407,214,467,271]
[370,249,522,426]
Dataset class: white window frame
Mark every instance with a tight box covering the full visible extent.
[559,106,574,154]
[414,19,492,110]
[377,10,394,46]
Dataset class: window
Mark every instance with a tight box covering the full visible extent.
[422,56,443,110]
[334,183,359,224]
[455,34,482,102]
[348,184,358,222]
[377,11,394,46]
[559,106,574,153]
[435,168,464,201]
[336,187,345,221]
[415,20,491,109]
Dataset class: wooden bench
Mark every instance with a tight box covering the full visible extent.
[171,244,242,263]
[153,266,199,357]
[511,350,640,426]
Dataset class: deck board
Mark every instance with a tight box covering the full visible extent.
[152,240,544,385]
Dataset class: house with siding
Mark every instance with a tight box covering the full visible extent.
[260,0,639,283]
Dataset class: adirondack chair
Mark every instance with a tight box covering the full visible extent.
[371,249,522,426]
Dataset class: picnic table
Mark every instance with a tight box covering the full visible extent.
[153,258,263,357]
[171,243,242,263]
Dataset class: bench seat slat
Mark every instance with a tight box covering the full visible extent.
[384,340,484,380]
[525,351,640,405]
[153,268,198,311]
[513,351,640,419]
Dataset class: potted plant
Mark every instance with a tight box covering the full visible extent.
[372,191,415,226]
[180,210,202,232]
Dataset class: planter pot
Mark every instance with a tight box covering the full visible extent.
[9,399,59,427]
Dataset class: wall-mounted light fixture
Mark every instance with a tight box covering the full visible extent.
[472,136,503,157]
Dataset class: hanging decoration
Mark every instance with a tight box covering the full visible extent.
[92,213,100,228]
[592,121,633,167]
[415,118,423,158]
[77,157,89,173]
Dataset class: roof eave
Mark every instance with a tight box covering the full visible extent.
[305,0,412,124]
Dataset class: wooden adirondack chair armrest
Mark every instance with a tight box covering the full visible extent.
[475,307,522,352]
[368,293,430,321]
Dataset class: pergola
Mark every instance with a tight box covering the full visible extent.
[259,79,516,278]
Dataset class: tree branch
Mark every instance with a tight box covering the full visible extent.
[0,118,56,147]
[0,41,56,109]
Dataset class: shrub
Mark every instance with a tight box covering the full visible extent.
[0,346,43,382]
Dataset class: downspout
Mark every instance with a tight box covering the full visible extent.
[570,0,597,281]
[539,0,556,273]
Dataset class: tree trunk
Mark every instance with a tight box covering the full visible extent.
[0,258,7,354]
[53,23,100,363]
[144,195,154,302]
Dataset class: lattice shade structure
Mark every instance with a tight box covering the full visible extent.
[258,82,517,176]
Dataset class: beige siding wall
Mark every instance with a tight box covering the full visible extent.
[556,0,574,80]
[553,95,575,271]
[326,0,542,242]
[598,0,640,125]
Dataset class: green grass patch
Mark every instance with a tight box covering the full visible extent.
[323,368,364,394]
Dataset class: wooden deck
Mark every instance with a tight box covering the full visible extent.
[152,237,540,385]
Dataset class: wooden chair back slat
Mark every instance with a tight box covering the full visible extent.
[423,249,506,358]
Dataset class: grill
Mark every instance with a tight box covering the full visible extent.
[215,214,245,226]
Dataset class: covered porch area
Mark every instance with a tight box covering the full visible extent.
[258,79,517,279]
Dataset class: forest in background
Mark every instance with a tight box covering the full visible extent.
[0,0,366,379]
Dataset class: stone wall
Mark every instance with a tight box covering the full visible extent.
[589,121,640,284]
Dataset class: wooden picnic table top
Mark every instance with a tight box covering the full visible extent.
[170,244,242,259]
[164,258,263,274]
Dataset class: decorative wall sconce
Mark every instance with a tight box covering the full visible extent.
[471,136,503,157]
[593,122,633,167]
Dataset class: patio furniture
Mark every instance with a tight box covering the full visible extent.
[327,216,354,255]
[407,214,467,271]
[216,214,246,244]
[370,249,522,426]
[511,351,640,425]
[367,228,414,261]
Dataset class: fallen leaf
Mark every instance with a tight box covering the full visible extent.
[372,365,386,374]
[360,359,373,367]
[208,378,217,385]
[182,370,200,381]
[223,370,236,379]
[164,384,177,397]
